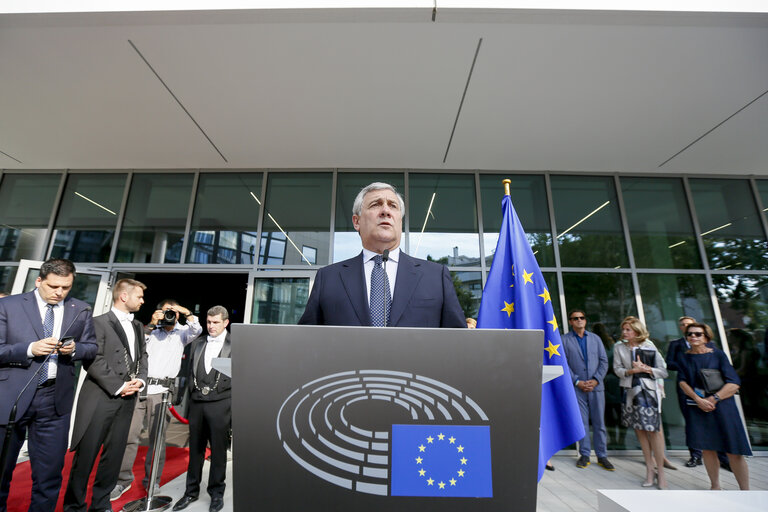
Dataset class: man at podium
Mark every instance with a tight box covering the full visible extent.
[299,182,465,328]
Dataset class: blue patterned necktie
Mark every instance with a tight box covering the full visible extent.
[39,304,55,385]
[370,255,391,327]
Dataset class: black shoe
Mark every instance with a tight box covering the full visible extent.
[597,457,615,471]
[545,463,555,471]
[576,455,590,468]
[685,457,702,468]
[209,497,224,512]
[172,495,198,511]
[720,461,732,472]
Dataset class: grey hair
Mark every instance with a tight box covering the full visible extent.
[352,182,405,218]
[207,305,229,321]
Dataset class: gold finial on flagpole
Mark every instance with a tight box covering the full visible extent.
[503,179,511,196]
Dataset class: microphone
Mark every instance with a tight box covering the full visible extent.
[381,249,389,328]
[0,304,93,484]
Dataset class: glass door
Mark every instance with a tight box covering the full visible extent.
[11,259,112,314]
[244,271,315,325]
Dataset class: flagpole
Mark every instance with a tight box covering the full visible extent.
[502,178,510,196]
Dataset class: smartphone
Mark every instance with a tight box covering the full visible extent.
[59,336,75,347]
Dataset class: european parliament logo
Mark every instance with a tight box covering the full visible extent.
[276,369,492,498]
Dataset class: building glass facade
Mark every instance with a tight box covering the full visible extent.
[0,168,765,453]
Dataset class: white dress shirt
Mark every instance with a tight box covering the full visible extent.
[146,316,202,395]
[203,332,227,374]
[111,307,136,361]
[362,247,399,306]
[29,289,64,379]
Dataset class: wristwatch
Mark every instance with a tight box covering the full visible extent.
[713,393,721,402]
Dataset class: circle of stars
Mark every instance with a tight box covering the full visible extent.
[414,432,468,491]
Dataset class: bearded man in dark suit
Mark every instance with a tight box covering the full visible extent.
[0,259,98,512]
[299,182,465,328]
[63,279,149,512]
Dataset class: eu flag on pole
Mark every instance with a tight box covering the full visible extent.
[476,185,584,482]
[390,424,492,497]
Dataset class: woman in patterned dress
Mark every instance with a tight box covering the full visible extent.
[613,316,669,489]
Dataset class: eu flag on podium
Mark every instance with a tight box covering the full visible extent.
[476,191,584,481]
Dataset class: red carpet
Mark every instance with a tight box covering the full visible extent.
[7,446,191,512]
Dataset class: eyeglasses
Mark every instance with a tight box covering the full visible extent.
[569,316,585,321]
[686,332,705,338]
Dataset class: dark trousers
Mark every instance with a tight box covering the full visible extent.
[184,399,230,500]
[62,396,136,512]
[0,385,70,512]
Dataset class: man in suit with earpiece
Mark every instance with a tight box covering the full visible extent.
[63,279,149,512]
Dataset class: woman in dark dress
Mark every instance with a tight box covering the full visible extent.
[678,322,751,490]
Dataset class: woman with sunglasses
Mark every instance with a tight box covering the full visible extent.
[613,316,669,489]
[678,322,751,490]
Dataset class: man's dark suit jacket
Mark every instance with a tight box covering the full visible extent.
[298,252,466,328]
[69,310,148,449]
[0,291,97,422]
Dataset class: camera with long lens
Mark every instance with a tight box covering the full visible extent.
[157,309,178,327]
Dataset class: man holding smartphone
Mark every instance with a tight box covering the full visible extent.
[0,259,98,512]
[63,279,148,512]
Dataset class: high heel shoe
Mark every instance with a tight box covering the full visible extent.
[641,471,657,487]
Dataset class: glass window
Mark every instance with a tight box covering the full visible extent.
[562,272,636,450]
[0,173,61,262]
[50,173,127,262]
[551,176,629,268]
[251,277,310,324]
[408,173,479,266]
[115,173,194,263]
[260,173,332,266]
[333,172,405,262]
[621,177,702,269]
[451,271,482,321]
[187,173,263,264]
[712,274,768,451]
[480,175,554,268]
[637,272,718,450]
[689,178,768,270]
[0,266,17,294]
[754,179,768,227]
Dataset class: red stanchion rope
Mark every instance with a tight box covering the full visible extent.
[168,405,188,424]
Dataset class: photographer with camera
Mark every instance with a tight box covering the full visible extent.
[110,299,201,501]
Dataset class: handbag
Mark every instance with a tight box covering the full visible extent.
[698,368,725,395]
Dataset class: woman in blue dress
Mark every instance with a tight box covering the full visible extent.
[677,322,751,490]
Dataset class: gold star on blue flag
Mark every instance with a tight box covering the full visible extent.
[476,184,584,482]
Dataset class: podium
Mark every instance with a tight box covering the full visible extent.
[231,324,545,512]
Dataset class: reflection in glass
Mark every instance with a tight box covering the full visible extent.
[689,178,768,270]
[480,175,553,267]
[621,177,701,269]
[251,277,310,324]
[333,172,405,262]
[551,176,628,268]
[0,266,17,294]
[712,274,768,450]
[260,173,332,266]
[638,273,718,450]
[187,173,263,264]
[451,271,482,320]
[408,173,479,264]
[51,174,127,262]
[562,272,636,450]
[0,174,61,261]
[116,173,193,263]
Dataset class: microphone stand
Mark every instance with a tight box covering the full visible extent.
[0,305,91,485]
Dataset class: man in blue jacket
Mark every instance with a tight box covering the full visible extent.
[562,309,613,470]
[0,259,98,512]
[299,182,465,328]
